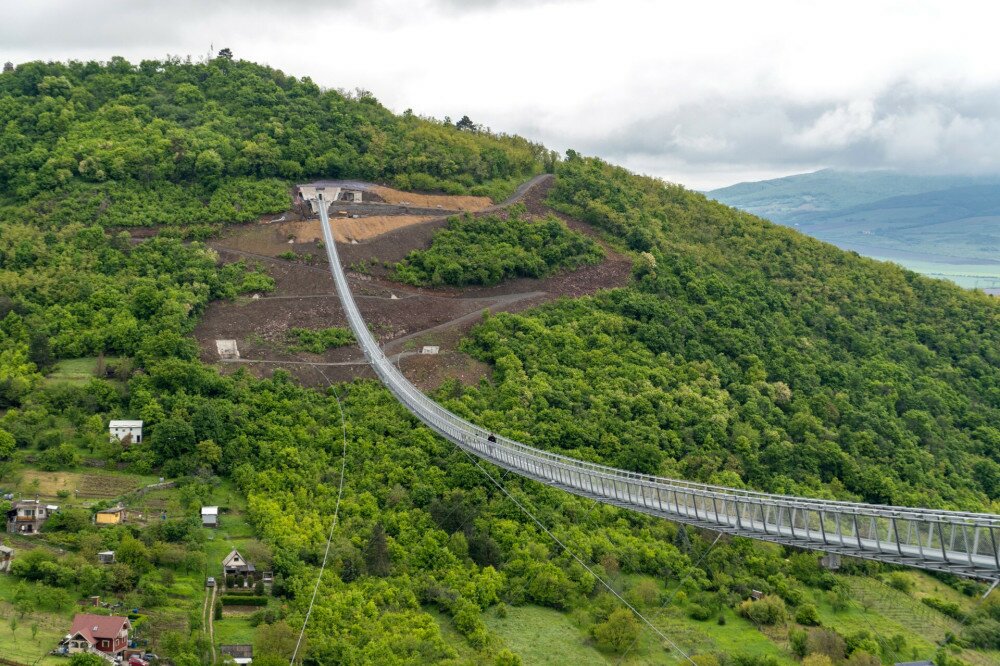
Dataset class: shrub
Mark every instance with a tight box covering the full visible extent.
[737,595,787,626]
[805,629,847,660]
[790,628,808,658]
[687,603,714,621]
[886,572,914,594]
[287,327,354,354]
[795,603,821,626]
[592,608,640,653]
[38,443,79,470]
[963,618,1000,649]
[221,595,268,606]
[494,649,522,666]
[921,596,967,621]
[691,656,720,666]
[802,656,834,666]
[843,652,880,666]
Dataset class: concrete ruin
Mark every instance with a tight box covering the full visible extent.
[216,339,240,360]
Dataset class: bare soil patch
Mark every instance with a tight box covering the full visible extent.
[370,185,491,211]
[18,470,145,500]
[282,215,436,243]
[195,175,631,390]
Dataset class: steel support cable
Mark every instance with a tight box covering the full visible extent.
[454,446,697,665]
[290,364,349,665]
[617,531,724,664]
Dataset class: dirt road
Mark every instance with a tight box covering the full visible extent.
[203,583,217,663]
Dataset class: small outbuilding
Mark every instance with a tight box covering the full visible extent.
[109,420,143,445]
[220,644,253,665]
[201,506,219,528]
[97,551,116,565]
[95,504,126,526]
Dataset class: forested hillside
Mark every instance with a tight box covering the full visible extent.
[0,58,998,665]
[454,155,1000,512]
[0,56,547,227]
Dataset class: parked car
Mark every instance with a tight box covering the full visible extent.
[128,657,149,666]
[206,576,216,588]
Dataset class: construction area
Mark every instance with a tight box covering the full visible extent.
[194,176,631,390]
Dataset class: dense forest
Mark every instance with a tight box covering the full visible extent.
[0,57,998,666]
[394,207,603,287]
[0,56,547,228]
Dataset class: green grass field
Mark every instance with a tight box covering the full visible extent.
[0,581,74,665]
[486,605,612,665]
[44,356,121,385]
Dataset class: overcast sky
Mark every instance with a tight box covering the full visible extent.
[5,0,1000,189]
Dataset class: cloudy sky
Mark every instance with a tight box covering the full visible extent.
[4,0,1000,189]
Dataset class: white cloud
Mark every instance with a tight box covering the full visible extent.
[789,101,875,150]
[4,0,1000,189]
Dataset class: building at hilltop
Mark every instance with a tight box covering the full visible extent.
[293,181,369,214]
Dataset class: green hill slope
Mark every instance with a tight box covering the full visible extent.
[0,56,548,227]
[0,59,998,665]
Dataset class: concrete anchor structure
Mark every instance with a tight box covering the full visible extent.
[316,192,1000,581]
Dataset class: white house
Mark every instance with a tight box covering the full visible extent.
[201,506,219,528]
[109,420,143,445]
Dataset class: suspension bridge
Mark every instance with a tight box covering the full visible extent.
[315,192,1000,581]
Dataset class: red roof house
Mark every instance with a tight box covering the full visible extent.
[66,614,131,655]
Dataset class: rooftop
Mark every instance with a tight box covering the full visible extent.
[69,614,129,643]
[220,645,253,659]
[201,506,219,516]
[109,420,143,428]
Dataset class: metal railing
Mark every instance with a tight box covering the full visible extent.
[316,196,1000,580]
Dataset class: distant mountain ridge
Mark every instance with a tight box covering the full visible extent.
[708,169,1000,268]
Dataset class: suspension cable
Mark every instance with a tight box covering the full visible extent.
[290,365,349,664]
[455,447,697,665]
[617,530,723,663]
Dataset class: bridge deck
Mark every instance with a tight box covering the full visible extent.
[316,195,1000,580]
